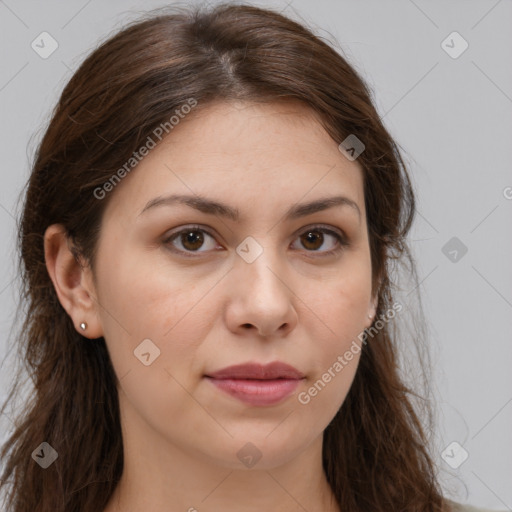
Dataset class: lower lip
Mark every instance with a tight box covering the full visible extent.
[205,377,302,406]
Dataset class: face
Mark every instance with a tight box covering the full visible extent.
[86,100,376,469]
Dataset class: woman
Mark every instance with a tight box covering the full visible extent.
[0,3,500,511]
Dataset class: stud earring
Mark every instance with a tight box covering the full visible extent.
[368,314,373,320]
[80,322,87,331]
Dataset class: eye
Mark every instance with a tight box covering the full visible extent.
[162,225,220,257]
[291,226,348,256]
[162,224,348,258]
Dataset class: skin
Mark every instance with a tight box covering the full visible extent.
[45,99,378,512]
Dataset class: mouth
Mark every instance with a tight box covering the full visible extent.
[204,376,304,406]
[204,361,305,406]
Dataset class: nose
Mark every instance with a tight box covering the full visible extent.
[224,246,298,338]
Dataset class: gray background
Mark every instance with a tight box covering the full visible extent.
[0,0,511,509]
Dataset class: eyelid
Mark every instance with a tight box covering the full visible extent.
[291,223,345,240]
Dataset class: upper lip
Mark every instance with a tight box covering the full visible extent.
[205,362,305,380]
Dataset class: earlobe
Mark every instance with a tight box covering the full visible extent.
[370,295,378,319]
[366,275,382,327]
[44,224,103,339]
[365,295,378,329]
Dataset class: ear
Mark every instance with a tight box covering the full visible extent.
[364,277,381,330]
[44,224,103,339]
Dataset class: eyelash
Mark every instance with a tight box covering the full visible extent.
[162,224,349,258]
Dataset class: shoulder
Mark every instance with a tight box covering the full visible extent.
[445,498,507,512]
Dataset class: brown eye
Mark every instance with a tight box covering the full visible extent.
[180,230,205,251]
[163,226,219,256]
[292,226,348,255]
[300,230,324,251]
[163,224,348,258]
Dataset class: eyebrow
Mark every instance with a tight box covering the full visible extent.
[138,194,361,222]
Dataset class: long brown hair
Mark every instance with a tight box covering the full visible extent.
[1,3,448,511]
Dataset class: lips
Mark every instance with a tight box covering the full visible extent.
[204,362,305,406]
[205,361,305,380]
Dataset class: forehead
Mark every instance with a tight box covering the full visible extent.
[102,99,365,221]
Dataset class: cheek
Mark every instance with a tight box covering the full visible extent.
[95,251,217,381]
[96,246,194,335]
[298,292,365,423]
[298,350,361,423]
[300,259,371,407]
[94,261,211,433]
[313,258,372,339]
